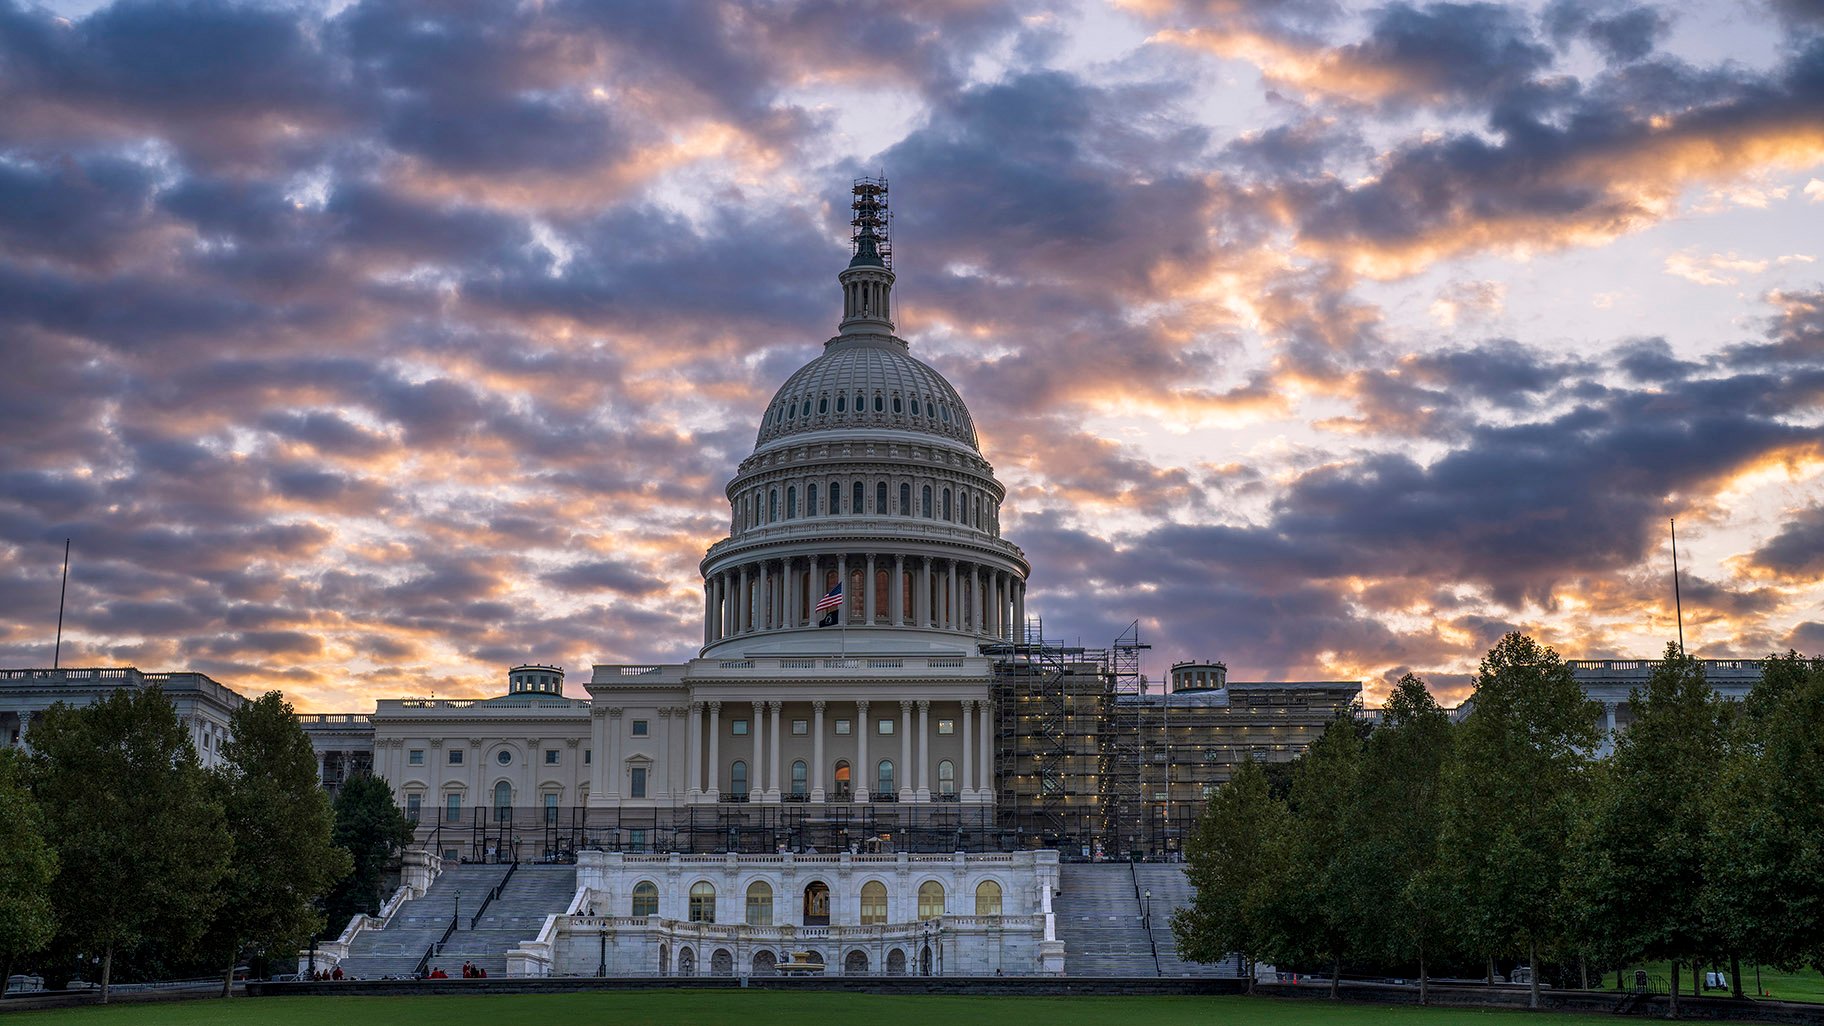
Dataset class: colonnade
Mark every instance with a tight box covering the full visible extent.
[704,555,1025,644]
[683,698,995,804]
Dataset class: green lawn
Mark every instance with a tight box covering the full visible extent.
[1591,964,1824,1003]
[0,991,1651,1026]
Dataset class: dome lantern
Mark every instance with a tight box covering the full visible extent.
[837,177,895,338]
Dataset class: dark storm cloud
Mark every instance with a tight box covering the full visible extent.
[1342,2,1558,111]
[1612,337,1702,382]
[544,561,668,597]
[1543,0,1669,63]
[1750,505,1824,579]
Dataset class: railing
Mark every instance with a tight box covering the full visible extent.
[469,861,518,929]
[414,942,437,979]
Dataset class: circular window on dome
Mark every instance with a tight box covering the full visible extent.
[892,396,903,414]
[496,750,511,766]
[819,396,829,414]
[835,395,846,413]
[874,395,884,412]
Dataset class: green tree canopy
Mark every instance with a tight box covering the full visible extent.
[1267,714,1363,998]
[0,749,57,997]
[324,774,415,932]
[1343,673,1455,1002]
[1437,632,1599,1007]
[1567,644,1726,1010]
[206,692,352,994]
[29,687,231,1002]
[1172,757,1289,990]
[1704,652,1824,974]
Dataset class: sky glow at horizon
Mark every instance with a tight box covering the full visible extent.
[1,0,1821,711]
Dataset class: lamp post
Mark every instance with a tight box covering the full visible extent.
[1143,889,1152,929]
[597,923,607,978]
[454,889,461,932]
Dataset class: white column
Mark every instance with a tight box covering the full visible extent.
[687,703,703,799]
[703,585,714,646]
[899,701,913,801]
[811,700,827,802]
[605,709,623,799]
[961,699,975,800]
[1014,581,1025,642]
[759,562,771,630]
[891,555,904,625]
[947,561,958,631]
[922,559,935,628]
[916,700,931,802]
[768,701,783,800]
[865,553,877,623]
[854,699,870,802]
[706,702,722,801]
[751,701,765,800]
[740,566,752,634]
[978,701,993,801]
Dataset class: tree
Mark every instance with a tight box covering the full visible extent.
[1437,633,1600,1007]
[205,692,352,996]
[0,749,56,997]
[1172,757,1290,991]
[1567,644,1725,1015]
[29,687,231,1003]
[1266,715,1363,999]
[1704,653,1824,979]
[1343,674,1454,1003]
[323,775,415,933]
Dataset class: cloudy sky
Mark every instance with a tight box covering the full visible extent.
[2,0,1821,710]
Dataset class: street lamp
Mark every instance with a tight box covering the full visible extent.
[454,889,462,931]
[1143,889,1152,929]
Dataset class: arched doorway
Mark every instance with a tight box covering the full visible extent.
[752,950,777,976]
[834,761,851,799]
[658,942,669,977]
[919,944,933,976]
[711,948,734,976]
[678,946,696,977]
[887,948,907,976]
[844,949,870,975]
[493,780,512,821]
[803,881,831,925]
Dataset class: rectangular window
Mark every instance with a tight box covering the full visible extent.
[585,749,592,764]
[405,793,422,821]
[629,828,647,851]
[544,793,558,825]
[631,766,648,798]
[632,719,649,736]
[732,719,749,736]
[443,848,459,862]
[834,719,851,735]
[938,719,955,735]
[545,749,560,765]
[445,793,461,821]
[448,748,463,765]
[878,719,894,735]
[792,719,808,735]
[409,749,425,765]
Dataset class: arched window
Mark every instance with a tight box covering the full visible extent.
[746,881,773,926]
[876,481,887,514]
[632,881,659,917]
[791,760,808,797]
[830,480,841,513]
[877,759,895,795]
[975,880,1002,916]
[975,495,982,529]
[493,780,512,821]
[769,489,778,522]
[855,391,865,411]
[860,881,888,925]
[801,399,811,417]
[938,760,956,796]
[689,882,716,923]
[787,401,796,420]
[893,395,903,414]
[834,761,851,797]
[921,486,932,518]
[853,481,864,513]
[786,486,797,519]
[917,881,945,920]
[807,483,818,516]
[942,488,951,521]
[874,394,884,412]
[818,396,829,414]
[835,394,846,413]
[900,483,911,516]
[803,881,831,925]
[730,760,748,798]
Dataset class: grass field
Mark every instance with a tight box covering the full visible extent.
[0,991,1657,1026]
[1590,965,1824,1003]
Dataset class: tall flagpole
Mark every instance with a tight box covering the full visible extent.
[1670,518,1685,655]
[54,538,70,669]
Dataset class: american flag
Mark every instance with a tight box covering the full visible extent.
[814,583,844,613]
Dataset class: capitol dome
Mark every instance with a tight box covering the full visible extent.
[697,179,1029,659]
[755,338,979,451]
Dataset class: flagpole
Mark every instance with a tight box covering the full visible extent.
[1670,518,1685,655]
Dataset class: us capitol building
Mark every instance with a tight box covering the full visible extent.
[4,182,1383,978]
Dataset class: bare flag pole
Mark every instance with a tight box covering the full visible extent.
[1670,518,1685,655]
[54,538,70,669]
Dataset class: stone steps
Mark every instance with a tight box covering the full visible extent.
[1054,863,1158,977]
